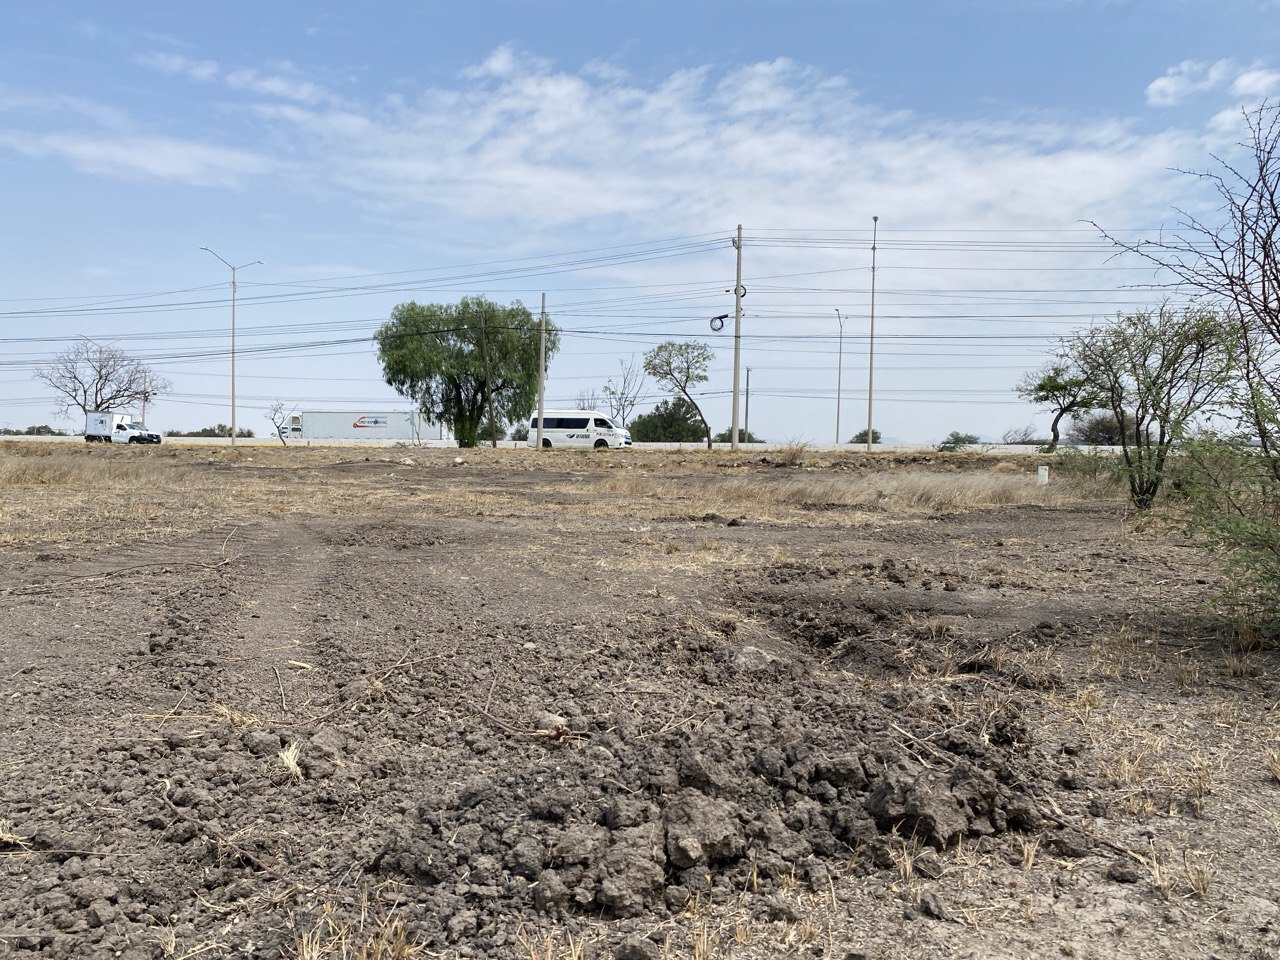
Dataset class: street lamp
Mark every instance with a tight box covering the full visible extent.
[200,247,262,446]
[835,308,844,445]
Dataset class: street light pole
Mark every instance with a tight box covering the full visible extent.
[201,247,262,446]
[866,216,879,454]
[730,224,743,450]
[835,308,844,445]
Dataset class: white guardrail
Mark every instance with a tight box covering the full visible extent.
[0,435,1122,454]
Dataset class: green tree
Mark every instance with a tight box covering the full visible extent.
[1015,361,1105,450]
[1065,410,1134,447]
[643,341,714,449]
[849,428,882,445]
[936,431,980,452]
[1066,305,1234,508]
[375,298,557,448]
[713,427,763,443]
[628,399,706,442]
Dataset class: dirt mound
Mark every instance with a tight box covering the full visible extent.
[374,671,1047,950]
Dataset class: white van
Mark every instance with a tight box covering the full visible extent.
[527,409,632,449]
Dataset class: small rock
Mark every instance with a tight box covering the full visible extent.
[532,870,569,912]
[614,938,661,960]
[919,891,954,922]
[1105,858,1142,884]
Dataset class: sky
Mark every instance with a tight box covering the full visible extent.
[1,0,1278,443]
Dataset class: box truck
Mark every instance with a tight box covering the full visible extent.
[84,411,162,444]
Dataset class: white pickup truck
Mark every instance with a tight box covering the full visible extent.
[85,411,162,444]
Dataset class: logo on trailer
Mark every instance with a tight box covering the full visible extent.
[352,415,390,429]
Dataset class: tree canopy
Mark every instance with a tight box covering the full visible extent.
[849,428,882,445]
[642,341,713,449]
[713,426,763,443]
[628,399,706,443]
[375,298,557,448]
[1015,361,1104,450]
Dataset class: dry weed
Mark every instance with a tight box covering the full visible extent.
[514,928,588,960]
[291,896,421,960]
[0,819,29,848]
[1018,836,1040,872]
[1183,851,1215,899]
[213,704,259,728]
[278,742,305,783]
[1264,749,1280,783]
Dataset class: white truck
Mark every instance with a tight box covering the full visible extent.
[84,411,162,444]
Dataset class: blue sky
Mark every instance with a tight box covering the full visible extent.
[1,0,1277,442]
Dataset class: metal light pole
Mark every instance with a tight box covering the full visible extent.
[834,308,844,445]
[865,216,879,454]
[537,292,547,450]
[201,247,262,446]
[730,224,744,450]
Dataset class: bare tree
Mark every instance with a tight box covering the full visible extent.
[1001,424,1040,445]
[1096,104,1280,475]
[602,357,646,425]
[576,388,603,412]
[34,340,171,420]
[265,402,295,446]
[643,341,714,449]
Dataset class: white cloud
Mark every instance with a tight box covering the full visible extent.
[0,130,273,188]
[1232,67,1280,99]
[461,44,519,79]
[1145,59,1234,106]
[137,52,333,104]
[136,51,219,83]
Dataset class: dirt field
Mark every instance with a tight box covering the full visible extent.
[0,442,1276,960]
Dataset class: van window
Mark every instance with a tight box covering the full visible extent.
[563,417,589,429]
[593,418,611,428]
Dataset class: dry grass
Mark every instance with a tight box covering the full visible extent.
[587,469,1118,518]
[291,896,421,960]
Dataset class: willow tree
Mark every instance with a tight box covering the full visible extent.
[375,298,558,448]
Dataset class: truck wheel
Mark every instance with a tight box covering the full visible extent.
[542,438,552,448]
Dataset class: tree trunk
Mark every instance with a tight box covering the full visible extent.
[1047,408,1067,451]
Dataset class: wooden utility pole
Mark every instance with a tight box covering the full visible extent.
[478,311,499,449]
[537,292,546,450]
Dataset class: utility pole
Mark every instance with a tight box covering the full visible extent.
[201,247,261,446]
[478,310,499,449]
[140,370,152,427]
[730,224,744,450]
[835,309,844,445]
[866,216,879,454]
[537,292,546,450]
[745,367,751,441]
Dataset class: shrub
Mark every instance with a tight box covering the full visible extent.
[936,431,980,453]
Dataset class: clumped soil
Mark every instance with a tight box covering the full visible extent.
[0,444,1277,960]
